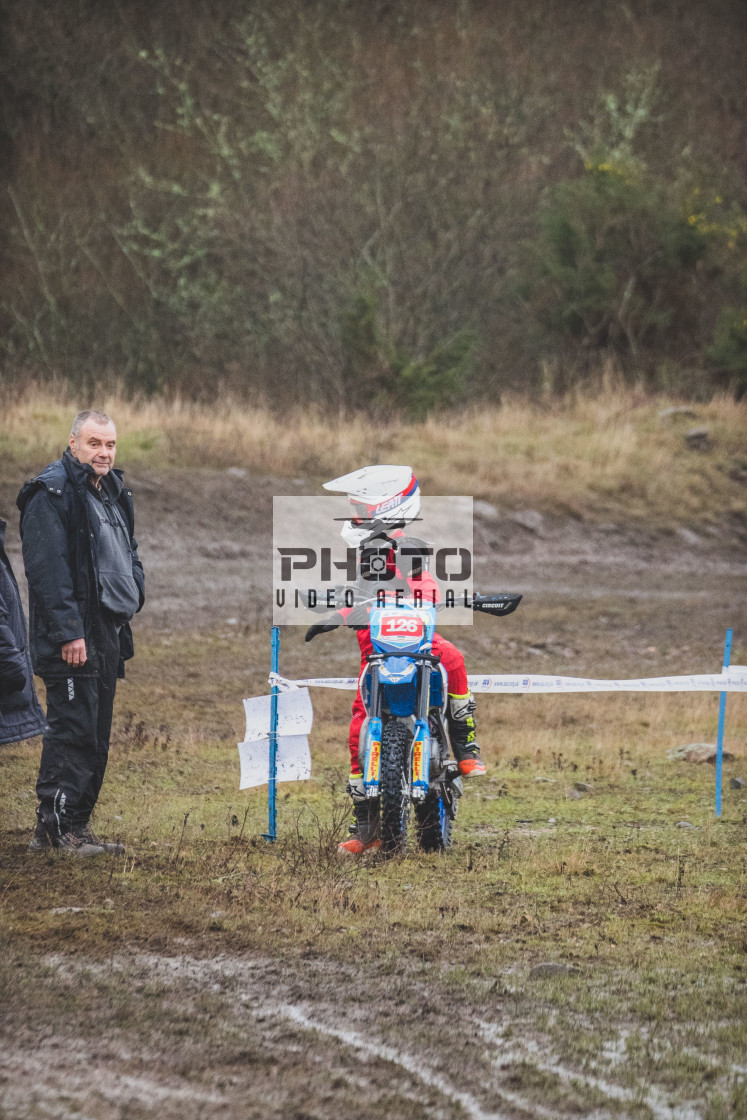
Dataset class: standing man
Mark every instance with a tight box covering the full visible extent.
[0,517,46,747]
[17,410,145,855]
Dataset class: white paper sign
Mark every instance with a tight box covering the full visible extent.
[238,735,312,789]
[242,688,313,740]
[238,687,314,789]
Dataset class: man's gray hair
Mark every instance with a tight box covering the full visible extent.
[71,410,115,439]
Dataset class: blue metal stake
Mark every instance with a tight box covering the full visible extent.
[715,628,733,819]
[263,626,281,842]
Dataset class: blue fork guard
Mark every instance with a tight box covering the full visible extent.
[362,715,383,797]
[411,718,431,797]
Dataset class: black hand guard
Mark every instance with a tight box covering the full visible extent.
[305,623,340,642]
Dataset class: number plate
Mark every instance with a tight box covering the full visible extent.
[379,613,425,641]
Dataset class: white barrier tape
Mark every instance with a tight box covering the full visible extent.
[269,668,747,695]
[270,673,359,691]
[465,669,747,694]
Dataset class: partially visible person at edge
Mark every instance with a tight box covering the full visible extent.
[0,517,46,747]
[313,465,484,856]
[17,410,145,856]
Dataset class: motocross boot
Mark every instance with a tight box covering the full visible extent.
[447,692,486,777]
[338,773,381,854]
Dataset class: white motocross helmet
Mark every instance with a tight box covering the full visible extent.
[323,465,421,548]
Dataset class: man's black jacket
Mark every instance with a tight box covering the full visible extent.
[16,449,145,680]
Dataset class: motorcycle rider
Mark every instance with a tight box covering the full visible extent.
[317,465,484,855]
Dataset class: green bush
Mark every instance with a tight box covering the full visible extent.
[706,306,747,397]
[512,61,747,394]
[532,163,705,360]
[339,288,476,418]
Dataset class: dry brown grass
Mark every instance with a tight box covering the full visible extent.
[3,381,746,526]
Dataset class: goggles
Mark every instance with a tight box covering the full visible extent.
[349,500,370,525]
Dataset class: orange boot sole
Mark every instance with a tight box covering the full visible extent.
[337,837,382,855]
[458,758,486,777]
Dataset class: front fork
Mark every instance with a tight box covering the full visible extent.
[363,715,383,797]
[411,658,432,800]
[362,662,382,798]
[410,718,431,801]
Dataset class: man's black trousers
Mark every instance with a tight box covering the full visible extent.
[36,617,120,836]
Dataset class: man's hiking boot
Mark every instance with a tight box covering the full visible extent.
[28,815,123,855]
[27,822,52,852]
[74,825,125,855]
[56,831,105,857]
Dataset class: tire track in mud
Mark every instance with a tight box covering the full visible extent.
[274,1004,521,1120]
[0,1056,227,1115]
[1,951,727,1120]
[273,1003,705,1120]
[475,1021,705,1120]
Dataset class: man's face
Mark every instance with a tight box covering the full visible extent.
[70,421,117,477]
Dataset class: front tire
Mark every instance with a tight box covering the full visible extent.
[415,789,453,852]
[379,719,411,855]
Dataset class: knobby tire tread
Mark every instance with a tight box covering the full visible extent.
[379,719,412,855]
[414,789,452,852]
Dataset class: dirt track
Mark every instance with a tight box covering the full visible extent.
[115,468,747,688]
[3,466,745,638]
[2,462,744,692]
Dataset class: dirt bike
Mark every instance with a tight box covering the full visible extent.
[308,591,522,854]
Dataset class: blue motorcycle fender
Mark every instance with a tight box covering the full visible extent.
[378,657,417,686]
[411,718,431,801]
[363,716,383,798]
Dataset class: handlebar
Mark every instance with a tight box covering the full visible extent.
[304,592,522,641]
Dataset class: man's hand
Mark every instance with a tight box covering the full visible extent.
[61,638,87,667]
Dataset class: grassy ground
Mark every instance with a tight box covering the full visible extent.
[1,618,745,1117]
[2,383,746,527]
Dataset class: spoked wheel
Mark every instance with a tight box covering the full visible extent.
[379,719,412,855]
[415,787,454,852]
